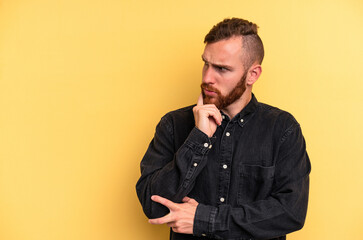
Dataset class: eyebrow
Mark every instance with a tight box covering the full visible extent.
[201,55,232,70]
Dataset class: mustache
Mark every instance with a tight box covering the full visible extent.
[200,83,221,94]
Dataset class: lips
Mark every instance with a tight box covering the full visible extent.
[203,88,218,96]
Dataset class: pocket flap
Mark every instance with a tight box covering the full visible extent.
[240,164,275,179]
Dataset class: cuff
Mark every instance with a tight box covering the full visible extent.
[184,127,214,155]
[193,203,217,237]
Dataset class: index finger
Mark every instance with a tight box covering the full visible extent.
[197,93,204,106]
[151,195,177,211]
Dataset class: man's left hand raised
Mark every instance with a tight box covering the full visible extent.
[148,195,199,234]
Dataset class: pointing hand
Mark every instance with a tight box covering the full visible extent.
[149,195,198,234]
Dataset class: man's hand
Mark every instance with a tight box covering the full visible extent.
[193,94,222,137]
[148,195,199,234]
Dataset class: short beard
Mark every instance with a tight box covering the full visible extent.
[201,71,247,109]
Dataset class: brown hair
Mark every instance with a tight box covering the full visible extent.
[204,18,264,68]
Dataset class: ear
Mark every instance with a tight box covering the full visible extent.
[246,64,262,86]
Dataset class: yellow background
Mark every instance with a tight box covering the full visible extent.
[1,0,362,239]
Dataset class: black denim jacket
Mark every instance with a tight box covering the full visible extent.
[136,94,311,240]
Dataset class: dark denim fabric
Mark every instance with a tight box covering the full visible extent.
[136,94,311,240]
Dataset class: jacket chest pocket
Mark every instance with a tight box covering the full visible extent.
[237,164,275,205]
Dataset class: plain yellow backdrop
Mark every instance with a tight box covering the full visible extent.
[1,0,362,239]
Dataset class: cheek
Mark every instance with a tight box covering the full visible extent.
[219,78,238,94]
[202,66,207,75]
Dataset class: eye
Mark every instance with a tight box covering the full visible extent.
[215,66,228,72]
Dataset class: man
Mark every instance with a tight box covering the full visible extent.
[136,18,311,240]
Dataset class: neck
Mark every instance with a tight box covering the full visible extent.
[221,91,252,120]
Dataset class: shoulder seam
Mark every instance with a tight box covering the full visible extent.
[280,122,300,144]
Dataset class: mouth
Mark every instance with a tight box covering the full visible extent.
[203,88,218,96]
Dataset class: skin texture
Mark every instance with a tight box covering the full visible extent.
[148,196,198,234]
[200,36,261,119]
[149,36,262,234]
[193,93,222,138]
[200,37,247,111]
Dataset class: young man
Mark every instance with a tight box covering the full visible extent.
[136,18,311,240]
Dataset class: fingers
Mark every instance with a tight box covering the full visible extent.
[149,196,197,234]
[203,107,222,126]
[182,196,198,204]
[151,195,177,211]
[167,222,176,228]
[197,93,204,106]
[149,213,174,225]
[210,109,222,126]
[167,223,183,233]
[182,196,191,202]
[194,105,222,124]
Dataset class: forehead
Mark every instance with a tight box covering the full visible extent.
[202,36,244,65]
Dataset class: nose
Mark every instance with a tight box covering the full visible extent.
[202,65,215,84]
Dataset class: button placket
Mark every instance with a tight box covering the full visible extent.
[238,117,248,128]
[218,123,234,205]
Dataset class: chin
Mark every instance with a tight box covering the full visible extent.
[204,97,218,105]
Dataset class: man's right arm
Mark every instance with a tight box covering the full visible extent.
[136,114,213,219]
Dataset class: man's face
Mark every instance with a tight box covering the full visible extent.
[201,36,247,109]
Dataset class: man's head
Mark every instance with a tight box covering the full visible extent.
[204,18,264,68]
[201,18,264,109]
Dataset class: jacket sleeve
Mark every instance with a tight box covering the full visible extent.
[193,123,311,239]
[136,114,213,219]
